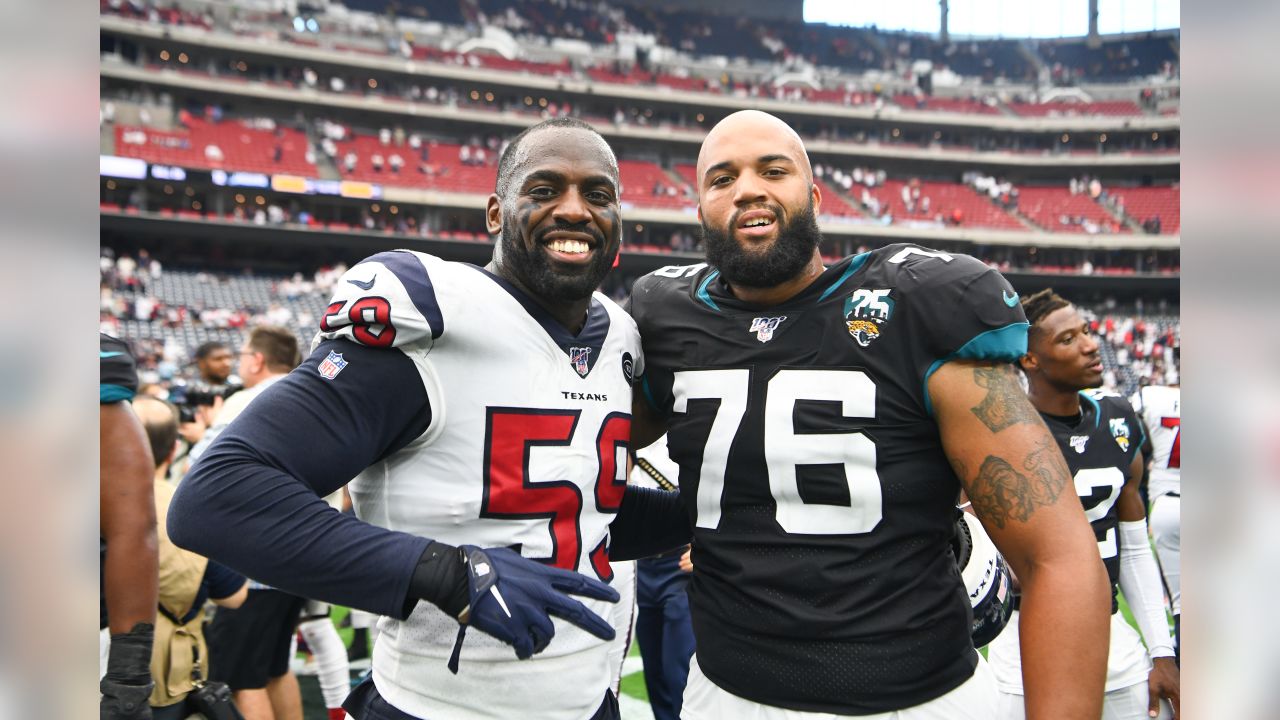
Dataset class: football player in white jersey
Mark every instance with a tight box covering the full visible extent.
[987,290,1179,720]
[1133,383,1180,660]
[171,118,689,720]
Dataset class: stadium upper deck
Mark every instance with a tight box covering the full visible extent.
[100,0,1179,117]
[99,0,1178,283]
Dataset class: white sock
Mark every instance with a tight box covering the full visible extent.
[298,617,351,708]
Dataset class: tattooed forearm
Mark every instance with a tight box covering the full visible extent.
[970,365,1042,433]
[963,436,1070,529]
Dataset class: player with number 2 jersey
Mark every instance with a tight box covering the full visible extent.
[988,289,1178,720]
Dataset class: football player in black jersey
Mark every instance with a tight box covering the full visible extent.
[627,110,1110,719]
[100,334,159,719]
[987,290,1179,719]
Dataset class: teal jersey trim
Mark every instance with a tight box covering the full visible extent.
[817,252,870,302]
[923,322,1030,415]
[641,375,660,414]
[100,384,134,404]
[696,271,721,311]
[1079,391,1101,429]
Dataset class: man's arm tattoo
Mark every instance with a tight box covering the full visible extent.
[970,365,1041,433]
[965,437,1070,529]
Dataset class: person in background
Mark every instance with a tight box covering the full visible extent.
[100,334,159,720]
[132,396,249,719]
[986,289,1179,720]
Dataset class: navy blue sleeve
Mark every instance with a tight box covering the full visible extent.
[203,560,246,600]
[169,338,434,619]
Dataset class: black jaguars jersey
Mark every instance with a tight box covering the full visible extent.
[1040,390,1146,614]
[100,334,138,405]
[628,243,1028,714]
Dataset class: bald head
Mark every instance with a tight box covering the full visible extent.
[696,111,812,187]
[132,396,179,470]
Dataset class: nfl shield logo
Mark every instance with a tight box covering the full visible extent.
[749,316,787,343]
[318,351,348,380]
[569,347,592,377]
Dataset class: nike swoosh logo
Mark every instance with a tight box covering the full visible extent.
[1003,290,1019,307]
[347,276,375,291]
[99,351,123,358]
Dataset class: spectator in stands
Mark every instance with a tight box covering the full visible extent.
[371,153,384,172]
[205,145,224,164]
[343,151,357,174]
[389,153,403,174]
[459,144,471,166]
[379,127,391,145]
[272,144,283,163]
[133,397,250,720]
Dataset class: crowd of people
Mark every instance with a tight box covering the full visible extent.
[103,0,1179,87]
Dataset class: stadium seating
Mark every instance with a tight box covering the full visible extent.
[1039,34,1179,82]
[864,180,1024,230]
[618,160,695,210]
[114,118,315,176]
[333,135,496,193]
[1007,101,1143,117]
[1108,186,1180,233]
[893,95,1001,115]
[1016,187,1126,233]
[812,180,863,218]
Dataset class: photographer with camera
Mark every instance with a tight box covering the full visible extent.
[186,330,294,464]
[176,342,239,454]
[133,396,249,720]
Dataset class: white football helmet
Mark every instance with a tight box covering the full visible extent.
[952,510,1013,647]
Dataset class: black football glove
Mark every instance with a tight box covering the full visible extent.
[101,623,154,720]
[447,545,619,673]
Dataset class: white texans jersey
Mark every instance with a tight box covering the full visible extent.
[1134,385,1181,498]
[313,250,642,720]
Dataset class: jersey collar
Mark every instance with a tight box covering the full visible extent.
[697,252,870,312]
[475,266,611,378]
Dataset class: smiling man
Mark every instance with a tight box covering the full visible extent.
[985,289,1180,720]
[626,111,1111,719]
[170,118,657,720]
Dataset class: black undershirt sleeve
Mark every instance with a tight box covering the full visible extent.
[608,486,692,561]
[169,339,436,619]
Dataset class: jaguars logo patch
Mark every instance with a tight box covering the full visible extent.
[1109,418,1131,452]
[844,289,894,347]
